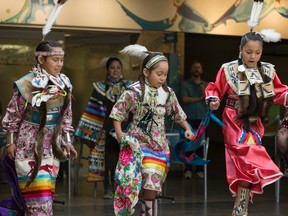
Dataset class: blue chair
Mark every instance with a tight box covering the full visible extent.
[166,132,210,200]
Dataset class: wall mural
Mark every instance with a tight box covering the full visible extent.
[1,0,55,24]
[1,0,288,38]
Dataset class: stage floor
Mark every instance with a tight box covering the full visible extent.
[55,170,288,216]
[1,139,288,216]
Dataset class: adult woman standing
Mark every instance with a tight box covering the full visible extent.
[75,57,134,199]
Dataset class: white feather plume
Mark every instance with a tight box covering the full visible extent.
[119,44,148,59]
[99,57,110,68]
[42,1,67,40]
[259,29,281,42]
[247,0,264,31]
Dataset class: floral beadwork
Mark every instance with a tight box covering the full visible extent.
[114,135,143,216]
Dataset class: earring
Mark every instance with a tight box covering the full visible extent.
[238,52,242,59]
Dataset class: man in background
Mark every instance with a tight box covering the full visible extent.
[181,60,208,179]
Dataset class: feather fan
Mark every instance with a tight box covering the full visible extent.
[119,44,149,59]
[42,0,68,40]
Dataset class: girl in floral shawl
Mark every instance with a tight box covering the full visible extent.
[110,45,194,216]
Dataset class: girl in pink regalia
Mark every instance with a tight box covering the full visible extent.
[206,30,288,216]
[2,40,77,216]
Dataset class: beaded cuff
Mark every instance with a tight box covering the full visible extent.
[66,132,72,144]
[6,132,15,145]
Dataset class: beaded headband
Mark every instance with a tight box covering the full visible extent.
[145,55,167,70]
[34,51,65,57]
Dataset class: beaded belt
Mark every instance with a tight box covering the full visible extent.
[280,117,288,129]
[225,96,239,110]
[23,109,59,126]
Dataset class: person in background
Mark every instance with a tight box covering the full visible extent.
[206,30,287,216]
[75,57,134,199]
[110,44,194,215]
[1,40,77,215]
[181,60,207,179]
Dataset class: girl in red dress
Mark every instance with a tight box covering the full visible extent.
[205,30,288,216]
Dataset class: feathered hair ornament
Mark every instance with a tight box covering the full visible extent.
[119,44,149,59]
[99,57,110,68]
[42,0,68,41]
[258,29,281,42]
[247,0,264,32]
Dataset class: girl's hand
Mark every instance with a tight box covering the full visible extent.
[116,131,124,143]
[184,130,194,141]
[209,100,220,111]
[6,143,16,160]
[64,144,78,160]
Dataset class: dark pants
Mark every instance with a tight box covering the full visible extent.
[103,133,120,193]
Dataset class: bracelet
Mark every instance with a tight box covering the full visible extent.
[6,132,15,144]
[66,132,72,144]
[284,93,288,107]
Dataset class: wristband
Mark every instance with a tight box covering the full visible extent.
[7,132,15,145]
[66,132,72,145]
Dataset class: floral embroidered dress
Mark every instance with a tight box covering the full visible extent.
[2,69,73,215]
[205,60,288,196]
[110,81,187,214]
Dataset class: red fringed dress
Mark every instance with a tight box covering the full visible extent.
[205,60,288,196]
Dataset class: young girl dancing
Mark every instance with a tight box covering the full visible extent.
[109,45,194,216]
[2,40,77,215]
[206,30,288,216]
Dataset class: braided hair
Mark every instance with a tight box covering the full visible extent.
[26,40,68,188]
[237,32,274,128]
[35,40,63,62]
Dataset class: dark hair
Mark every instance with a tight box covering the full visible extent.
[139,53,170,102]
[142,52,167,71]
[35,40,63,62]
[190,59,203,67]
[26,40,67,187]
[105,57,125,92]
[240,32,263,48]
[106,57,122,71]
[35,40,62,52]
[237,32,273,128]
